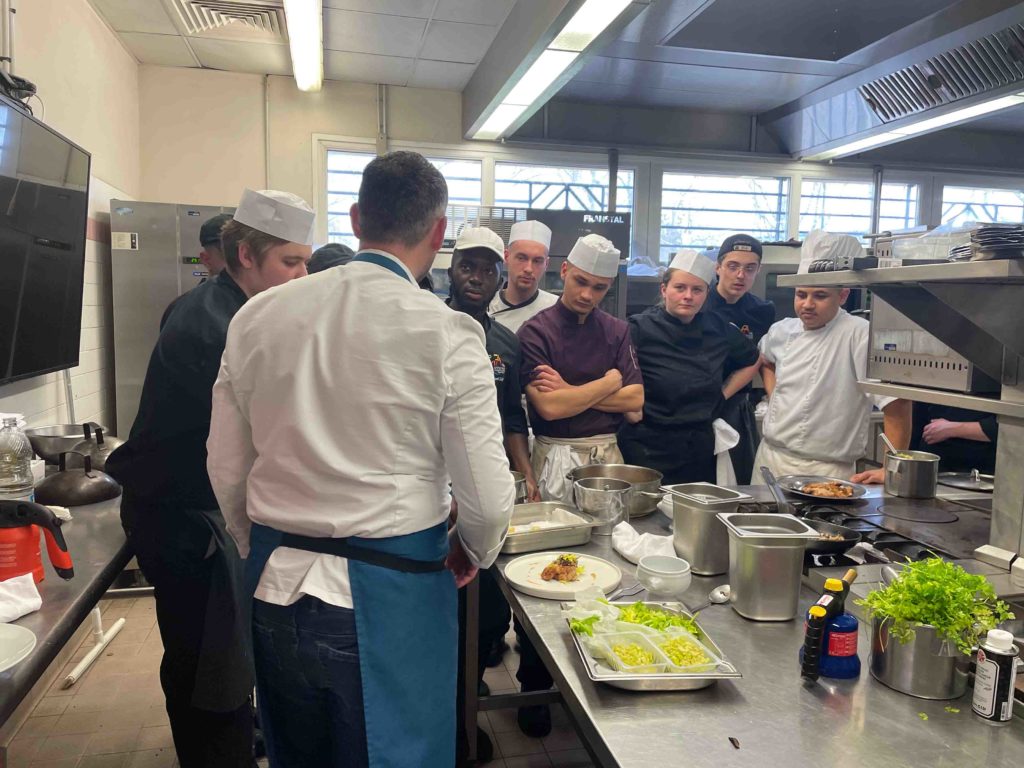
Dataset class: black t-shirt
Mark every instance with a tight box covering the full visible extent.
[483,316,529,435]
[704,284,775,345]
[910,403,998,474]
[106,271,248,508]
[628,306,759,428]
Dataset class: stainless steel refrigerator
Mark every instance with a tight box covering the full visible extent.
[109,200,233,434]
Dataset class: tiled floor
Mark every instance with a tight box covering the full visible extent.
[477,633,595,768]
[7,598,593,768]
[7,596,177,768]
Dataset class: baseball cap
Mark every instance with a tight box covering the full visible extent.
[718,234,763,262]
[308,242,356,273]
[199,213,232,247]
[455,226,505,261]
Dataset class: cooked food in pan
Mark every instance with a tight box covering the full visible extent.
[802,481,854,498]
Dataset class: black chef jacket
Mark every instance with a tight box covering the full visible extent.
[910,403,998,474]
[485,316,529,435]
[628,306,759,428]
[704,283,775,345]
[107,271,247,508]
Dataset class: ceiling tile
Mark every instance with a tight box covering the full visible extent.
[408,59,477,91]
[322,0,436,17]
[433,0,516,26]
[119,32,197,67]
[325,50,415,86]
[323,9,428,57]
[419,20,496,65]
[190,38,293,76]
[91,0,178,34]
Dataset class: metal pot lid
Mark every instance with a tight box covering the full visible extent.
[937,470,994,493]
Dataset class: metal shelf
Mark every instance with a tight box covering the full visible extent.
[858,380,1024,419]
[777,259,1024,287]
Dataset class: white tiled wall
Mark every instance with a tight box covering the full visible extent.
[0,177,129,435]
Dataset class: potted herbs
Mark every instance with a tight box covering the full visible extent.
[857,558,1014,700]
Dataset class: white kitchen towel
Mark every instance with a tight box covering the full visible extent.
[0,573,41,623]
[611,521,675,564]
[712,418,739,486]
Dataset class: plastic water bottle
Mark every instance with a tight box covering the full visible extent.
[0,417,34,502]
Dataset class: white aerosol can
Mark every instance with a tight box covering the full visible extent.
[972,629,1020,724]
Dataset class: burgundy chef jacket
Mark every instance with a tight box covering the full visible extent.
[517,300,642,439]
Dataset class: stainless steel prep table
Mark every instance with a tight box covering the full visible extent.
[0,497,130,729]
[492,500,1024,768]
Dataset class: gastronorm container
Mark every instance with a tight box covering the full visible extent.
[717,512,818,621]
[662,483,752,576]
[501,502,599,554]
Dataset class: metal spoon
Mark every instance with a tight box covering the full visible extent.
[687,584,731,613]
[879,432,897,456]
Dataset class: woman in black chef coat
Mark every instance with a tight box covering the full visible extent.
[618,250,761,484]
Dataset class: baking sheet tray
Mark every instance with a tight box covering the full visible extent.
[564,601,742,691]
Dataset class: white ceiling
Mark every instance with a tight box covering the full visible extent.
[89,0,516,91]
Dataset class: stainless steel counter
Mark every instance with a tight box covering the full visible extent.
[494,504,1024,768]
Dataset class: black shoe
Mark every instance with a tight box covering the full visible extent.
[517,704,552,738]
[484,639,509,668]
[476,728,494,763]
[478,679,490,698]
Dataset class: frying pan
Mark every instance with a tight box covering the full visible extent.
[802,519,862,555]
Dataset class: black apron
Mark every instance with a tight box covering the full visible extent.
[719,393,760,485]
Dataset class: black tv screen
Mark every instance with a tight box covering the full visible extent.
[0,98,90,385]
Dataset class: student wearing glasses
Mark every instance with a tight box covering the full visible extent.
[703,234,776,483]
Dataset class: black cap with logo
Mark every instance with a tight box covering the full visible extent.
[199,213,233,247]
[717,233,763,263]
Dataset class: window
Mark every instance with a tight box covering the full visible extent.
[798,180,919,239]
[941,185,1024,226]
[324,151,483,247]
[659,173,789,264]
[494,162,634,215]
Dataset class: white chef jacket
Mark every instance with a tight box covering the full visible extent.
[208,250,515,608]
[758,310,895,464]
[488,288,558,334]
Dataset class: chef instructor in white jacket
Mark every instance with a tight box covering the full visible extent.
[755,231,910,482]
[208,151,515,768]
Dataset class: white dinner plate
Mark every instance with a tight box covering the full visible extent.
[0,623,36,674]
[504,552,622,600]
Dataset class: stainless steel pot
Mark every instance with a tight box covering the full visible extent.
[662,483,751,576]
[510,471,527,504]
[870,617,969,700]
[717,512,818,621]
[572,477,631,535]
[566,464,663,517]
[884,450,939,499]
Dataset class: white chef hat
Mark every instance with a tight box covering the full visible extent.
[233,189,316,245]
[798,230,864,275]
[455,226,505,261]
[668,249,717,285]
[567,233,620,278]
[509,220,552,250]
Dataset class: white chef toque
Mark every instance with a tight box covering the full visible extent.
[567,234,620,278]
[233,189,316,245]
[455,226,505,261]
[509,220,552,250]
[798,230,864,274]
[668,249,717,285]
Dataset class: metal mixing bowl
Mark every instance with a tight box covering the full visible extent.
[24,425,87,464]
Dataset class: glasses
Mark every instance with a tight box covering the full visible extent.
[722,261,759,275]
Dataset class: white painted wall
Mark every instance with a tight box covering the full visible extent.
[0,0,139,432]
[139,66,463,207]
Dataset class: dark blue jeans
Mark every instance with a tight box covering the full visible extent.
[253,597,368,768]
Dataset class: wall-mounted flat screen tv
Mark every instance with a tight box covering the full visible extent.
[0,97,91,385]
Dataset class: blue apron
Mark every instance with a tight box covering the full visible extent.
[245,251,457,768]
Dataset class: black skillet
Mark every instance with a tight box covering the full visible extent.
[802,519,862,556]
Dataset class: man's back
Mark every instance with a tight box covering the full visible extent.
[213,258,510,543]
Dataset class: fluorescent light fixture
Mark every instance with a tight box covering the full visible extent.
[891,93,1024,136]
[504,50,579,106]
[803,132,903,161]
[550,0,633,52]
[283,0,323,92]
[471,0,634,140]
[805,90,1024,161]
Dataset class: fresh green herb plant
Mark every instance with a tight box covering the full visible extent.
[856,558,1013,655]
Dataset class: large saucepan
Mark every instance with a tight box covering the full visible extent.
[566,464,663,518]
